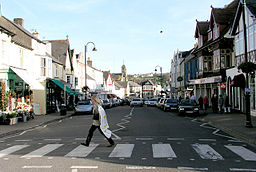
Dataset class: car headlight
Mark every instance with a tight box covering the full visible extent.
[165,105,170,107]
[194,108,199,111]
[179,107,184,110]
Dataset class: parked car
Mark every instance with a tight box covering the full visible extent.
[123,98,130,105]
[102,99,111,109]
[130,98,143,107]
[147,98,158,106]
[163,98,179,111]
[74,100,93,115]
[178,99,199,115]
[142,98,149,105]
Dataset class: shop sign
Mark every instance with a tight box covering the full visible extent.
[220,83,226,89]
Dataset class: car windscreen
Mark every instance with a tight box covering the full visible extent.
[133,99,141,101]
[167,99,178,103]
[149,99,158,101]
[180,100,196,106]
[77,100,91,105]
[103,100,109,103]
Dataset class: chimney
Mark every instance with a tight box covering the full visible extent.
[87,57,92,67]
[14,18,24,27]
[32,30,39,39]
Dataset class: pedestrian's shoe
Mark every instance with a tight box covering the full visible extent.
[81,142,89,147]
[107,142,115,147]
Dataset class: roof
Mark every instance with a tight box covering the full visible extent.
[129,81,141,87]
[115,81,128,88]
[0,16,44,50]
[47,40,70,66]
[194,21,209,38]
[210,8,236,26]
[103,71,110,81]
[231,0,256,35]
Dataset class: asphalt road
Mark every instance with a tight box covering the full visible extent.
[0,105,256,172]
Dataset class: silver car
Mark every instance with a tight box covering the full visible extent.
[74,100,93,115]
[130,98,143,107]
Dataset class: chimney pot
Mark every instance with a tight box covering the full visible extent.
[32,30,39,39]
[14,18,24,27]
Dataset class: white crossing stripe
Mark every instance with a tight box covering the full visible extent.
[109,144,134,158]
[152,144,177,158]
[65,144,99,158]
[192,143,224,160]
[225,145,256,161]
[22,166,52,169]
[0,145,29,158]
[21,144,63,158]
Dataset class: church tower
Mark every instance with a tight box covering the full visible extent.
[121,64,127,81]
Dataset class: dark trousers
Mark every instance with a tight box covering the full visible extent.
[86,125,114,145]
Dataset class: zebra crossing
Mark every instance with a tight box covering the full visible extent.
[0,143,256,161]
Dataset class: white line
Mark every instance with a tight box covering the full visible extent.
[15,140,32,142]
[178,167,208,171]
[167,138,185,141]
[126,166,156,170]
[71,166,98,169]
[152,144,177,158]
[0,145,29,158]
[21,144,63,158]
[75,138,85,141]
[213,129,238,140]
[198,139,216,142]
[225,145,256,161]
[136,138,153,141]
[230,168,256,171]
[192,143,224,160]
[111,132,121,140]
[44,139,62,141]
[109,144,134,158]
[228,140,244,143]
[22,166,52,169]
[200,123,216,129]
[65,144,99,158]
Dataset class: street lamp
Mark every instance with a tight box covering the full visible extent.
[242,0,253,128]
[84,42,97,98]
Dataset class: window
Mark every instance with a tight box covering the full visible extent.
[1,40,6,61]
[208,31,212,41]
[75,77,78,86]
[67,75,71,84]
[41,58,46,76]
[19,48,24,68]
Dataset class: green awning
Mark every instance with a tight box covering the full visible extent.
[51,79,73,95]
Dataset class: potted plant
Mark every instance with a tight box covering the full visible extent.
[6,111,17,125]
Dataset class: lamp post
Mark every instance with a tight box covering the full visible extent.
[242,0,253,128]
[84,42,97,98]
[155,65,163,96]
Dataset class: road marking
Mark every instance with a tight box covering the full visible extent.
[230,168,256,171]
[152,144,177,158]
[65,144,98,158]
[225,145,256,161]
[44,139,62,141]
[109,144,134,158]
[178,167,208,171]
[21,144,63,158]
[15,140,32,142]
[126,166,156,170]
[198,139,216,142]
[70,166,98,169]
[22,166,52,169]
[192,143,224,160]
[75,138,85,141]
[167,138,184,141]
[0,145,29,158]
[136,138,153,141]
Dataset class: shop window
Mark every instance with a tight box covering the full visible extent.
[67,75,71,84]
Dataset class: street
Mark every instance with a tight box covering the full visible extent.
[0,106,256,172]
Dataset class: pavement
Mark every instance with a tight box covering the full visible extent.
[0,109,256,146]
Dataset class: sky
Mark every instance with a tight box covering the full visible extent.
[1,0,232,74]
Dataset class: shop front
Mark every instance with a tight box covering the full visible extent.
[46,79,81,114]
